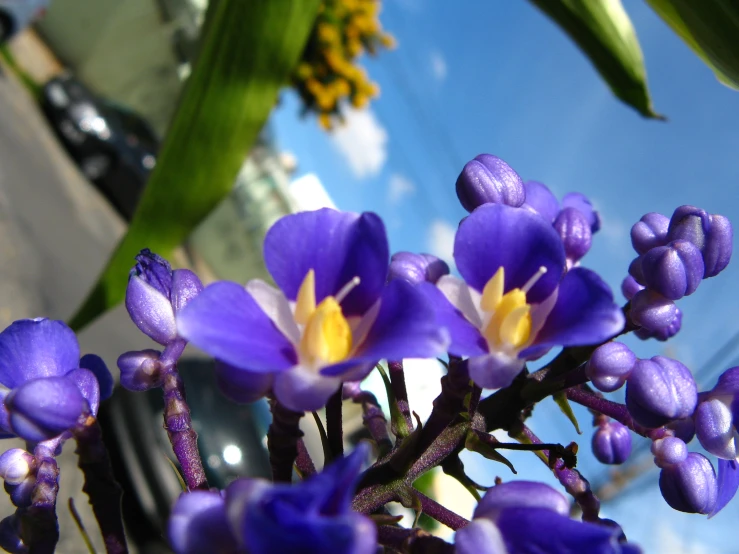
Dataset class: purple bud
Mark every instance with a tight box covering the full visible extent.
[473,481,570,521]
[455,154,525,212]
[640,240,704,300]
[132,249,173,296]
[621,275,644,301]
[694,397,737,459]
[592,421,632,464]
[79,354,114,402]
[634,307,682,342]
[522,181,559,223]
[651,437,688,468]
[7,476,35,508]
[586,342,636,392]
[117,350,164,392]
[169,490,239,554]
[628,256,645,285]
[626,356,697,428]
[659,452,717,514]
[0,449,33,485]
[65,368,101,417]
[0,515,24,554]
[668,206,733,278]
[553,207,592,265]
[387,252,449,285]
[630,289,678,333]
[630,213,669,255]
[561,192,600,233]
[665,417,695,444]
[5,376,88,441]
[171,269,204,313]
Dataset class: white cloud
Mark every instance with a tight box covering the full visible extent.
[331,108,388,178]
[387,173,415,204]
[427,219,456,265]
[430,50,448,81]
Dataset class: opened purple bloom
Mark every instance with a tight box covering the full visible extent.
[177,209,447,411]
[225,445,376,554]
[425,203,623,389]
[456,481,640,554]
[0,319,112,442]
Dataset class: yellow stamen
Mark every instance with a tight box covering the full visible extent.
[481,267,504,312]
[300,297,353,364]
[294,270,316,325]
[480,267,533,349]
[499,305,532,349]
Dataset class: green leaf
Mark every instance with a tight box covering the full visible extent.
[464,431,517,474]
[646,0,739,89]
[553,391,582,434]
[529,0,663,119]
[69,0,321,330]
[376,364,410,439]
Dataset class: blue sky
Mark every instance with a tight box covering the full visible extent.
[272,1,739,551]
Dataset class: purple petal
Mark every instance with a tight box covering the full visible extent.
[468,353,525,390]
[79,354,114,401]
[321,279,448,376]
[659,453,717,514]
[474,480,569,520]
[177,281,297,373]
[455,203,565,303]
[132,249,173,297]
[215,361,274,404]
[694,398,737,459]
[528,268,624,351]
[522,180,560,223]
[264,209,389,317]
[273,366,343,412]
[126,276,177,345]
[0,319,80,388]
[711,458,739,517]
[710,366,739,396]
[455,519,506,554]
[5,376,87,441]
[65,369,100,416]
[168,490,239,554]
[171,269,204,313]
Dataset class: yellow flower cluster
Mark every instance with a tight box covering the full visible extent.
[292,0,394,130]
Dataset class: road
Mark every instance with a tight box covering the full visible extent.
[0,58,152,553]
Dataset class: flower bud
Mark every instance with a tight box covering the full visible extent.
[561,192,600,233]
[621,275,644,301]
[7,476,35,508]
[634,307,682,342]
[522,181,559,223]
[117,350,164,392]
[5,377,88,442]
[0,449,33,486]
[694,397,738,460]
[640,240,704,300]
[455,154,525,212]
[553,207,592,265]
[659,452,717,514]
[586,342,636,393]
[630,289,678,333]
[171,269,205,313]
[630,213,669,255]
[0,515,24,554]
[628,255,645,285]
[651,436,688,468]
[626,356,697,428]
[387,252,449,285]
[667,206,733,278]
[592,421,631,464]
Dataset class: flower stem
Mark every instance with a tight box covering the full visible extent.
[388,361,414,434]
[326,388,344,459]
[267,400,304,482]
[565,386,650,437]
[415,490,469,530]
[74,415,128,554]
[347,387,392,455]
[20,443,60,554]
[295,439,316,477]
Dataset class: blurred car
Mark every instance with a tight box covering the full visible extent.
[0,0,49,43]
[41,73,158,220]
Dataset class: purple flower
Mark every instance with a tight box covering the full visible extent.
[658,450,717,515]
[168,490,239,554]
[387,252,449,285]
[226,445,376,554]
[522,180,560,223]
[694,367,739,460]
[117,349,164,392]
[630,213,669,255]
[0,319,111,442]
[586,342,636,393]
[629,289,678,333]
[177,209,447,411]
[667,205,732,277]
[592,421,632,465]
[625,356,697,428]
[0,449,33,486]
[425,203,623,389]
[455,154,525,212]
[455,481,640,554]
[126,249,204,345]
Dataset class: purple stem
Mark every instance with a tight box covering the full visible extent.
[295,439,316,477]
[348,388,392,454]
[566,387,651,437]
[326,388,344,459]
[520,426,601,522]
[267,399,303,483]
[377,525,454,553]
[158,340,208,491]
[388,361,414,434]
[74,414,128,554]
[415,490,469,530]
[20,443,60,554]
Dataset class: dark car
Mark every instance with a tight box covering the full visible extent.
[41,74,158,220]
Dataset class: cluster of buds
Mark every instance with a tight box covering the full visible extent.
[624,207,732,340]
[292,0,394,129]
